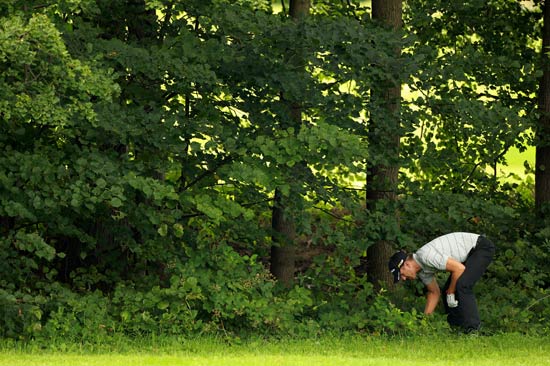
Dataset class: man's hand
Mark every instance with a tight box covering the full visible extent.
[446,293,459,308]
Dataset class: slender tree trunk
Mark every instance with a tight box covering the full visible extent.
[289,0,310,19]
[366,0,402,289]
[536,1,550,212]
[270,0,310,287]
[270,189,297,286]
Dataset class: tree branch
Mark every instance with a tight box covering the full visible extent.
[314,206,356,223]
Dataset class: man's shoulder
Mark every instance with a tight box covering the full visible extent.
[414,241,450,271]
[415,243,431,258]
[414,242,439,262]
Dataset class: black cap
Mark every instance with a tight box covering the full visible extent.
[388,251,408,283]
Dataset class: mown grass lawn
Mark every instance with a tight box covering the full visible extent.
[1,333,548,366]
[503,146,534,178]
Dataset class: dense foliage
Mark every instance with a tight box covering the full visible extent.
[0,0,548,341]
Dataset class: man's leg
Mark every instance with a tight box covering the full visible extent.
[456,237,495,331]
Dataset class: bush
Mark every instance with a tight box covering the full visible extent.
[108,241,315,337]
[0,288,44,339]
[41,286,115,343]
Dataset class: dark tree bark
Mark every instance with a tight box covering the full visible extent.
[289,0,310,19]
[270,0,310,287]
[270,189,297,286]
[536,1,550,213]
[366,0,403,289]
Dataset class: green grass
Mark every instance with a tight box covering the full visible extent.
[502,146,534,178]
[1,334,549,366]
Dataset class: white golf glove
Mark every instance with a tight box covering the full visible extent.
[446,293,459,308]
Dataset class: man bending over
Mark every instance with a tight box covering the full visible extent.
[388,232,495,333]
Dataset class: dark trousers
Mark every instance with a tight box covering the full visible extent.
[442,236,495,330]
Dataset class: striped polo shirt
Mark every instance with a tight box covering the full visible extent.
[413,232,479,285]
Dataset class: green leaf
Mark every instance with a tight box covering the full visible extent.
[158,223,168,237]
[157,301,169,310]
[96,178,107,189]
[173,223,184,238]
[110,197,123,207]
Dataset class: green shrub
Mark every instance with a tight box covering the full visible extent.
[40,286,115,343]
[0,288,44,339]
[109,241,315,337]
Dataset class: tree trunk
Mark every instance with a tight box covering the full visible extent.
[269,0,310,287]
[270,189,297,286]
[289,0,310,19]
[366,0,403,289]
[536,1,550,212]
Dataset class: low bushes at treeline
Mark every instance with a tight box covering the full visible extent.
[2,191,549,342]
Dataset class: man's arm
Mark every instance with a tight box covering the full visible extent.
[445,257,465,294]
[424,278,441,314]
